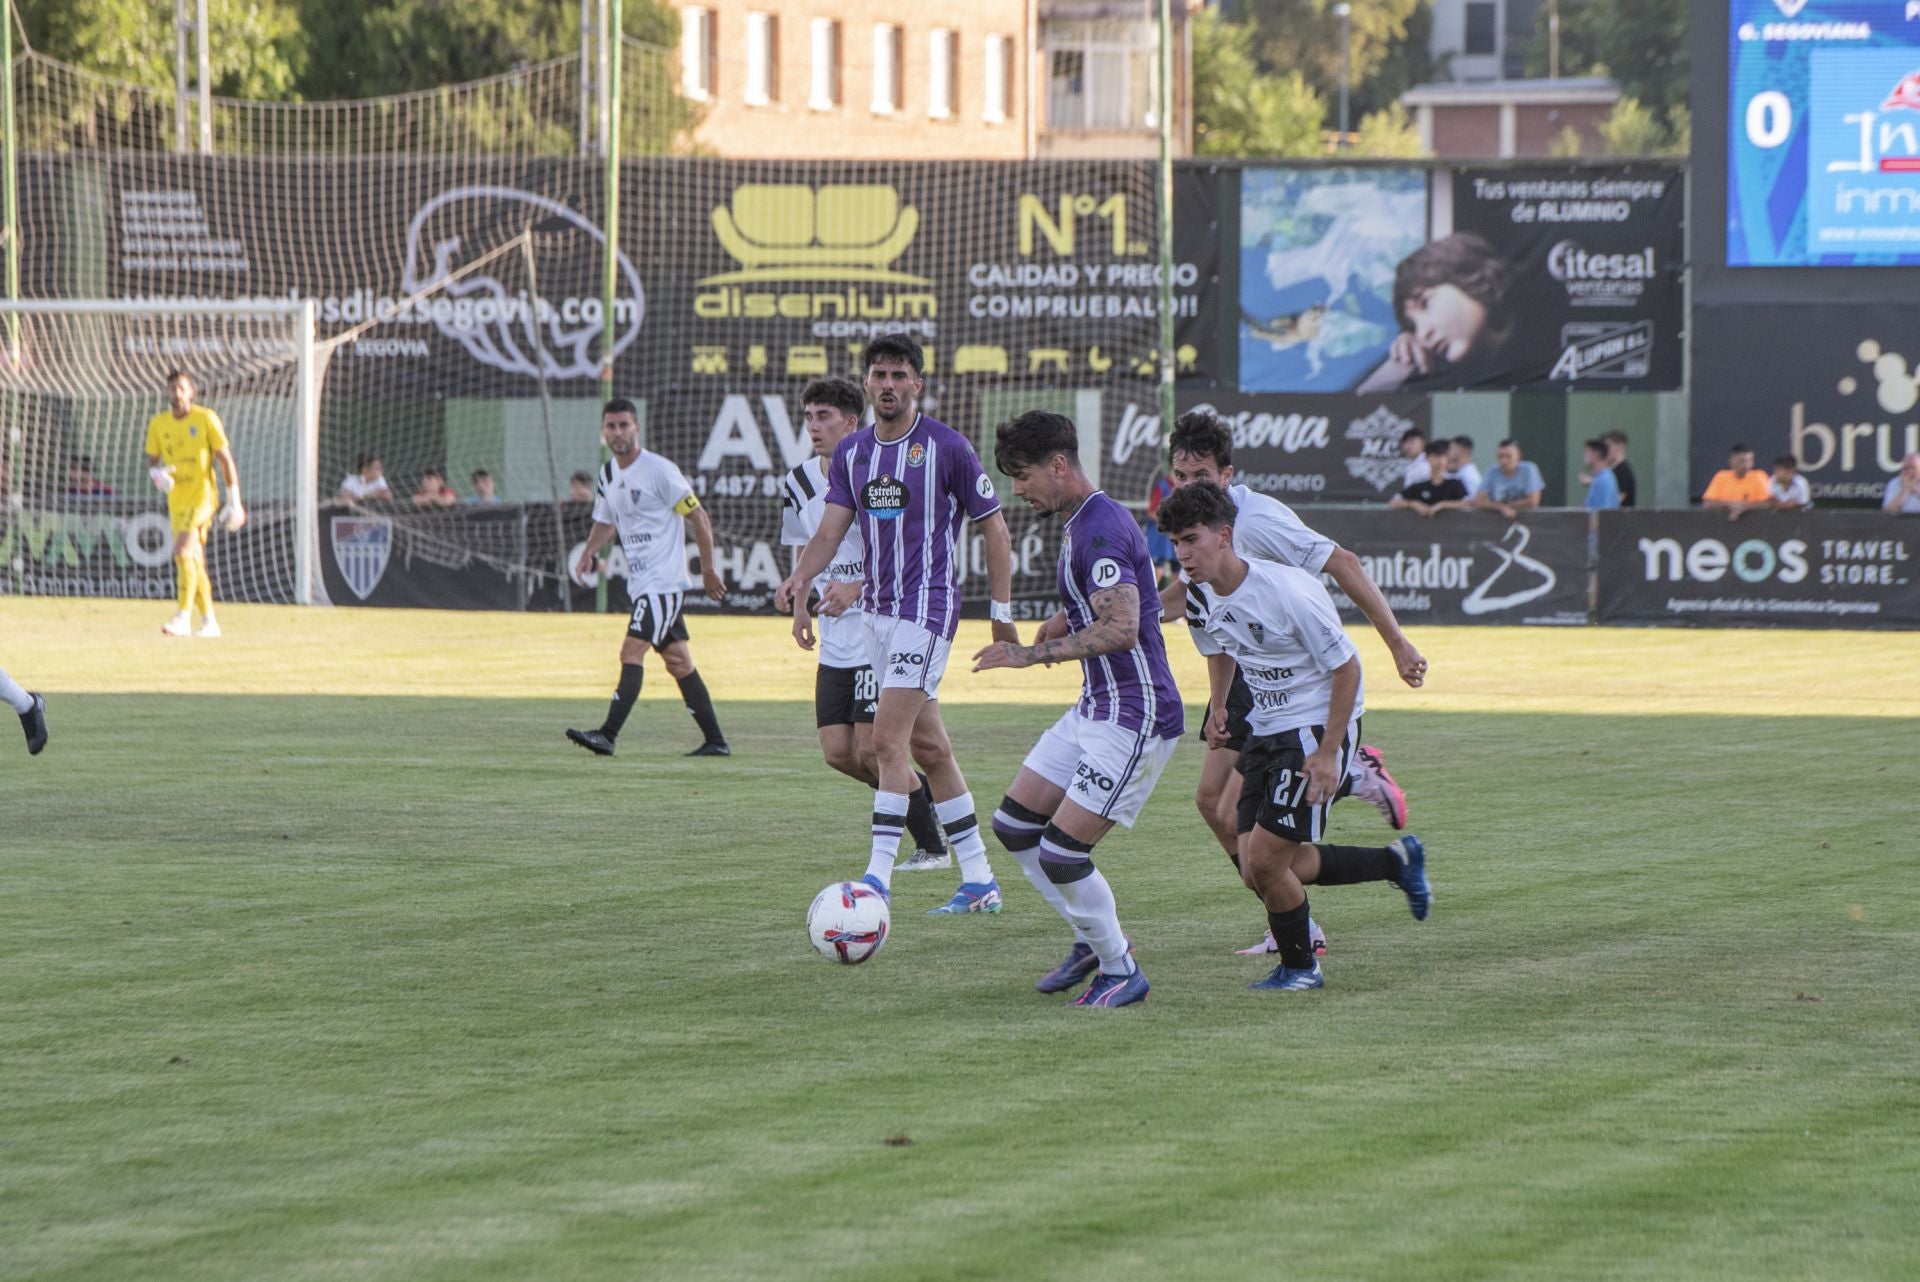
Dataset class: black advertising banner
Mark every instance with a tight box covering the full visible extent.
[1177,390,1432,504]
[1692,305,1920,503]
[1596,509,1920,629]
[1446,167,1685,391]
[0,501,296,601]
[318,505,527,609]
[1305,509,1591,626]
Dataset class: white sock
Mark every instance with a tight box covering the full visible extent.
[1010,848,1088,944]
[936,793,994,885]
[1055,867,1132,976]
[866,790,908,888]
[0,667,32,715]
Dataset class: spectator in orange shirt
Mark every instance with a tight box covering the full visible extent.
[1702,444,1773,520]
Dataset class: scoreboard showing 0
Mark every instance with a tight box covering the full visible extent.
[1729,0,1920,265]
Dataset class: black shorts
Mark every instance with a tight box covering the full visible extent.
[1198,668,1255,753]
[815,664,879,728]
[1235,719,1360,842]
[627,590,690,647]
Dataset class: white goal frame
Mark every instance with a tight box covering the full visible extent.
[1,297,323,604]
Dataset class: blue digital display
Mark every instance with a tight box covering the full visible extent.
[1728,0,1920,265]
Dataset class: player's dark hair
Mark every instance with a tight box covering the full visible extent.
[993,410,1079,475]
[166,369,192,387]
[861,333,923,376]
[801,376,865,420]
[1168,409,1232,468]
[1602,429,1629,447]
[1400,427,1427,448]
[1392,232,1512,348]
[1451,435,1473,451]
[1584,438,1609,456]
[602,397,639,420]
[1155,479,1238,536]
[1773,453,1797,470]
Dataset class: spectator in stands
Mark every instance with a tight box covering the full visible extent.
[1447,436,1482,499]
[1583,439,1621,512]
[337,453,392,503]
[1143,473,1178,585]
[1390,441,1469,517]
[64,455,114,498]
[1475,438,1545,518]
[468,469,499,504]
[1602,431,1636,508]
[568,470,595,502]
[1398,427,1431,488]
[1769,455,1812,511]
[410,466,459,509]
[1702,444,1772,520]
[1885,452,1920,515]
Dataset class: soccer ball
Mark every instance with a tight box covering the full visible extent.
[807,881,890,964]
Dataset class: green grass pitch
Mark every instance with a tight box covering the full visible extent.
[2,602,1915,1280]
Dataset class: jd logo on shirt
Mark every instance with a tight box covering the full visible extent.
[862,475,908,519]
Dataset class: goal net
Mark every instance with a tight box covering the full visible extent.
[7,42,1184,615]
[0,299,323,605]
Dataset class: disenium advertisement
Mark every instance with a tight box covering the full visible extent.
[1728,0,1920,266]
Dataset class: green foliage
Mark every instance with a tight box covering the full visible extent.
[1529,0,1690,125]
[21,0,306,98]
[1598,96,1690,156]
[1549,124,1586,158]
[1350,103,1422,158]
[1243,0,1429,123]
[1193,10,1326,158]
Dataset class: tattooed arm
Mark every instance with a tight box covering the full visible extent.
[972,585,1140,671]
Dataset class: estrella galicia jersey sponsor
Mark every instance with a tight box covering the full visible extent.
[822,413,1000,641]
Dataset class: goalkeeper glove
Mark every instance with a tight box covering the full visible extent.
[149,465,176,494]
[218,497,246,532]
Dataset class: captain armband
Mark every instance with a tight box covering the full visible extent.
[673,493,703,516]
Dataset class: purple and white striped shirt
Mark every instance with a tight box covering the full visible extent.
[824,413,1000,641]
[1058,491,1185,739]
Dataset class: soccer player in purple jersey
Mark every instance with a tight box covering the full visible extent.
[775,335,1019,915]
[972,411,1184,1008]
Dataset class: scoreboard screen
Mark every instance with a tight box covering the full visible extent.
[1728,0,1920,265]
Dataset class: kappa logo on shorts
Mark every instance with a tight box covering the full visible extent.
[1074,762,1117,794]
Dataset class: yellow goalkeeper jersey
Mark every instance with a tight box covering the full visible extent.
[143,406,229,497]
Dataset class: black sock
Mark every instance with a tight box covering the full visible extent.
[1268,901,1314,970]
[598,663,643,740]
[904,773,945,853]
[1314,844,1401,885]
[675,671,726,745]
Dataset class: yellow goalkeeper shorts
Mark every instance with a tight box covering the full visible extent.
[168,486,218,540]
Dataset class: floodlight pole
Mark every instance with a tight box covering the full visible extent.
[1155,0,1175,433]
[175,0,189,151]
[196,0,211,154]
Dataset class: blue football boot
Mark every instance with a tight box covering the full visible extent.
[858,873,891,904]
[1249,961,1324,992]
[1073,964,1150,1008]
[927,880,1003,915]
[1036,941,1100,993]
[1390,835,1431,921]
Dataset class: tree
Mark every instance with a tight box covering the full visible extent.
[1192,9,1326,157]
[22,0,305,99]
[1598,97,1689,156]
[1234,0,1428,124]
[1528,0,1689,126]
[1350,104,1422,158]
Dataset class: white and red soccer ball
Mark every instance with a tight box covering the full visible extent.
[807,881,890,964]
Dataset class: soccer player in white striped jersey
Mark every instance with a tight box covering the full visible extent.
[1,666,48,754]
[565,398,731,758]
[1162,481,1431,992]
[1158,409,1421,955]
[782,376,951,871]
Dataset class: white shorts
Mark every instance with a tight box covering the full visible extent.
[862,614,953,698]
[1021,709,1181,828]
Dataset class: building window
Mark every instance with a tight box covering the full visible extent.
[872,23,903,115]
[984,34,1010,122]
[682,6,714,101]
[1043,18,1157,131]
[745,12,779,105]
[810,18,841,110]
[929,29,956,120]
[1464,3,1498,56]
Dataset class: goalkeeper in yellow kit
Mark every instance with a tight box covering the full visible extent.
[144,369,245,637]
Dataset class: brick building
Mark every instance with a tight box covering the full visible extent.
[663,0,1194,159]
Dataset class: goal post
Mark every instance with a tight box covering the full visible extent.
[0,297,324,605]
